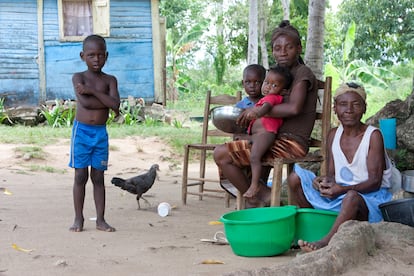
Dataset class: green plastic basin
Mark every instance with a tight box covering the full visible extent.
[220,206,297,257]
[295,208,338,243]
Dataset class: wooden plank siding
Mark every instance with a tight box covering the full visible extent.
[0,0,161,107]
[0,1,40,106]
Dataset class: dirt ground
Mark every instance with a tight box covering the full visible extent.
[0,137,413,276]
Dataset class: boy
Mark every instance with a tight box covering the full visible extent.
[233,64,266,141]
[243,65,293,199]
[69,35,120,232]
[236,64,266,109]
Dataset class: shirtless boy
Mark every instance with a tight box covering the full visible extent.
[69,35,120,232]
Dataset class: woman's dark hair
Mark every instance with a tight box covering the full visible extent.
[270,20,304,64]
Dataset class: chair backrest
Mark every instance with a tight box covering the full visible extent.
[201,90,242,144]
[312,77,332,175]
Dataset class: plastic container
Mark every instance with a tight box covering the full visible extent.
[295,208,338,243]
[157,202,172,217]
[402,170,414,193]
[379,198,414,227]
[379,118,397,150]
[220,206,297,257]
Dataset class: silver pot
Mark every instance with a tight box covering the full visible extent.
[402,170,414,193]
[211,106,246,134]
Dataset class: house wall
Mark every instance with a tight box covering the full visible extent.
[0,1,40,106]
[0,0,158,107]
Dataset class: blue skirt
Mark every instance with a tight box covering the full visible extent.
[294,164,392,223]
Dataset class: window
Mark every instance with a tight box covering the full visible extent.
[58,0,110,41]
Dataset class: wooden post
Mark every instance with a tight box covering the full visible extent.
[151,0,166,105]
[37,0,46,104]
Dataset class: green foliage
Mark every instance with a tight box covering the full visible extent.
[172,119,184,128]
[342,21,356,63]
[337,0,414,66]
[118,100,144,125]
[324,21,402,102]
[0,98,12,125]
[41,100,75,128]
[394,148,411,172]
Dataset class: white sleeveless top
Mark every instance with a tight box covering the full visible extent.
[332,124,392,187]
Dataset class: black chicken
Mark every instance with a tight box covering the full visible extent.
[111,164,159,209]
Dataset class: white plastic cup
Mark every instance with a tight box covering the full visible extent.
[157,202,172,217]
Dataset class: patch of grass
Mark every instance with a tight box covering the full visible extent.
[14,146,47,160]
[0,125,71,145]
[109,144,119,151]
[0,116,230,158]
[25,165,67,174]
[0,121,204,156]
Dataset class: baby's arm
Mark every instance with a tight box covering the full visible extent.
[245,102,272,121]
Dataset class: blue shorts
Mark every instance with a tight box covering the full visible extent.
[69,120,109,171]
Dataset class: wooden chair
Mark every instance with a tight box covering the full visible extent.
[182,90,242,206]
[236,77,332,209]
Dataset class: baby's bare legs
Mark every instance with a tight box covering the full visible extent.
[244,131,276,198]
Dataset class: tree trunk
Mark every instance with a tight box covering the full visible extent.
[259,0,269,68]
[304,0,326,80]
[214,0,226,85]
[281,0,290,20]
[247,0,258,64]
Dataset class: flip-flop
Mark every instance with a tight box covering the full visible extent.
[200,231,229,245]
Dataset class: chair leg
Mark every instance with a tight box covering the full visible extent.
[286,164,294,205]
[270,162,283,206]
[225,193,230,208]
[182,146,190,205]
[236,191,244,210]
[198,149,207,201]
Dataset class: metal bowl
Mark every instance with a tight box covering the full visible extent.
[379,198,414,227]
[211,106,246,134]
[402,170,414,193]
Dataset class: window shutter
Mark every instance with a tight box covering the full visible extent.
[92,0,110,36]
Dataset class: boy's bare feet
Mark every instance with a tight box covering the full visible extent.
[96,220,116,232]
[69,219,84,232]
[297,239,327,252]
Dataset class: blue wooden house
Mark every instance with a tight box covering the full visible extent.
[0,0,165,107]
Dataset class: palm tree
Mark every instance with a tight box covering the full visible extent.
[304,0,326,79]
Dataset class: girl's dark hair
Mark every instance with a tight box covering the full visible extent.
[270,20,304,64]
[268,64,293,89]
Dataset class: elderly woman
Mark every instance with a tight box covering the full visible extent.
[213,20,318,207]
[289,82,393,252]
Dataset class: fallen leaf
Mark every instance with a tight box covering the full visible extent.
[208,221,223,225]
[201,259,225,264]
[12,243,34,253]
[0,188,12,195]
